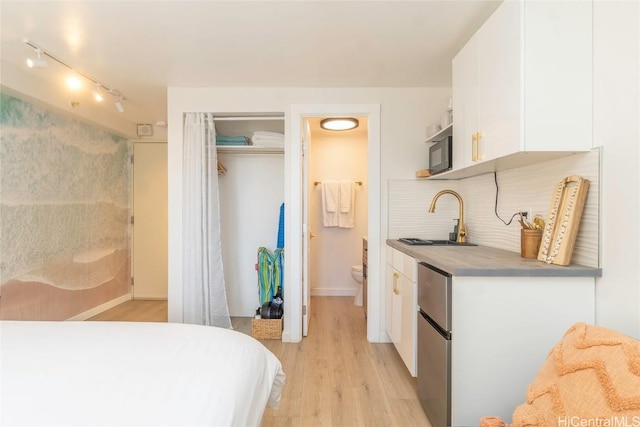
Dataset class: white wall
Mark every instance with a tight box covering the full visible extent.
[309,125,368,297]
[593,1,640,338]
[167,87,451,342]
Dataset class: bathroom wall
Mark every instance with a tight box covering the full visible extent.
[0,91,131,320]
[309,120,368,296]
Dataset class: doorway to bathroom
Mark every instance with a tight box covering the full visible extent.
[287,104,380,344]
[306,116,368,323]
[298,114,373,339]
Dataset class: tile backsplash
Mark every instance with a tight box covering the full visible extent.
[388,149,600,267]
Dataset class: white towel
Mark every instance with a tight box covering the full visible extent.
[339,181,354,213]
[252,139,285,148]
[321,181,340,227]
[339,181,356,228]
[253,131,284,138]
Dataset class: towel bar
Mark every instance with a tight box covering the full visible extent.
[314,181,362,186]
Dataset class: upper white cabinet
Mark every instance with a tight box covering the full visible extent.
[452,0,593,170]
[452,35,477,170]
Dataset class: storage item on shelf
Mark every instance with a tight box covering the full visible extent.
[251,131,284,148]
[215,135,251,146]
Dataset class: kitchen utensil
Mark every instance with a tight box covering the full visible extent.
[521,228,542,258]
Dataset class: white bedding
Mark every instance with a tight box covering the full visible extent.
[0,321,285,426]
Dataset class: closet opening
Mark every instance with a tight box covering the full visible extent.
[213,113,286,323]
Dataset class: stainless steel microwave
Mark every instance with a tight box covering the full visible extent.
[429,136,452,175]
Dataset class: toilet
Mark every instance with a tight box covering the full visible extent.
[351,265,363,306]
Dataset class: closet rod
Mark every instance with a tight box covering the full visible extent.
[211,116,284,121]
[314,181,363,186]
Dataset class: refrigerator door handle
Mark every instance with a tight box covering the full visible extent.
[419,308,451,340]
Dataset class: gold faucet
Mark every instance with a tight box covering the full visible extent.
[428,190,467,243]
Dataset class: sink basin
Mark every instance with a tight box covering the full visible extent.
[398,237,477,247]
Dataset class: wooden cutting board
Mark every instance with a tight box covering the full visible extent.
[415,169,432,178]
[538,175,590,266]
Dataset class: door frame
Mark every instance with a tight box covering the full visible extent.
[285,104,381,343]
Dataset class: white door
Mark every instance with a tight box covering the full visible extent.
[302,119,311,336]
[132,142,168,299]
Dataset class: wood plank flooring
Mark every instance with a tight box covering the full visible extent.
[86,297,431,427]
[87,300,168,322]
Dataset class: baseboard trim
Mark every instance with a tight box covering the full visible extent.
[67,294,132,321]
[229,306,258,317]
[311,288,356,297]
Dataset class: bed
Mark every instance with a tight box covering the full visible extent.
[0,321,285,426]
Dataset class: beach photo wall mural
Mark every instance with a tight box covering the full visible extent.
[0,92,131,319]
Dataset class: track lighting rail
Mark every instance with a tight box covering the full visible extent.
[23,38,126,110]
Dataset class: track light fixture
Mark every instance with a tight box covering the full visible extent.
[114,97,125,113]
[93,84,104,102]
[23,38,126,113]
[66,74,82,90]
[26,48,48,68]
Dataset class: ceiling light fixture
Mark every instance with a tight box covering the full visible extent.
[320,118,359,131]
[93,84,104,102]
[114,97,125,113]
[23,38,126,112]
[66,74,82,90]
[26,48,48,68]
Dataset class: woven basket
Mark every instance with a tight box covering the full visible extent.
[251,317,283,340]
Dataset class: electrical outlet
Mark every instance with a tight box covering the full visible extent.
[520,211,529,218]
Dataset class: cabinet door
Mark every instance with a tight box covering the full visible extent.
[385,263,395,341]
[477,0,522,161]
[391,270,403,347]
[398,273,417,376]
[523,0,592,151]
[452,35,478,169]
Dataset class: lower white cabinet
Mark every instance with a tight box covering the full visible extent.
[385,246,417,377]
[450,275,595,424]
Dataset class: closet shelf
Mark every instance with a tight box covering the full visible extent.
[217,146,284,154]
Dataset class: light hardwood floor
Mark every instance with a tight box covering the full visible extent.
[88,300,168,322]
[87,297,431,427]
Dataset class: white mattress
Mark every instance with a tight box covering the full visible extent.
[0,321,285,426]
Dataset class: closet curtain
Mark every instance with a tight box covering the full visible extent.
[182,113,232,328]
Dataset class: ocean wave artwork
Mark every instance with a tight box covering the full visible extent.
[0,92,131,320]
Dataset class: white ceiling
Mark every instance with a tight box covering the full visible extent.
[0,1,501,133]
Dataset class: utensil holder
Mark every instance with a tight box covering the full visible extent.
[521,229,542,259]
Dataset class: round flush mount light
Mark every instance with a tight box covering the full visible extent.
[320,117,359,131]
